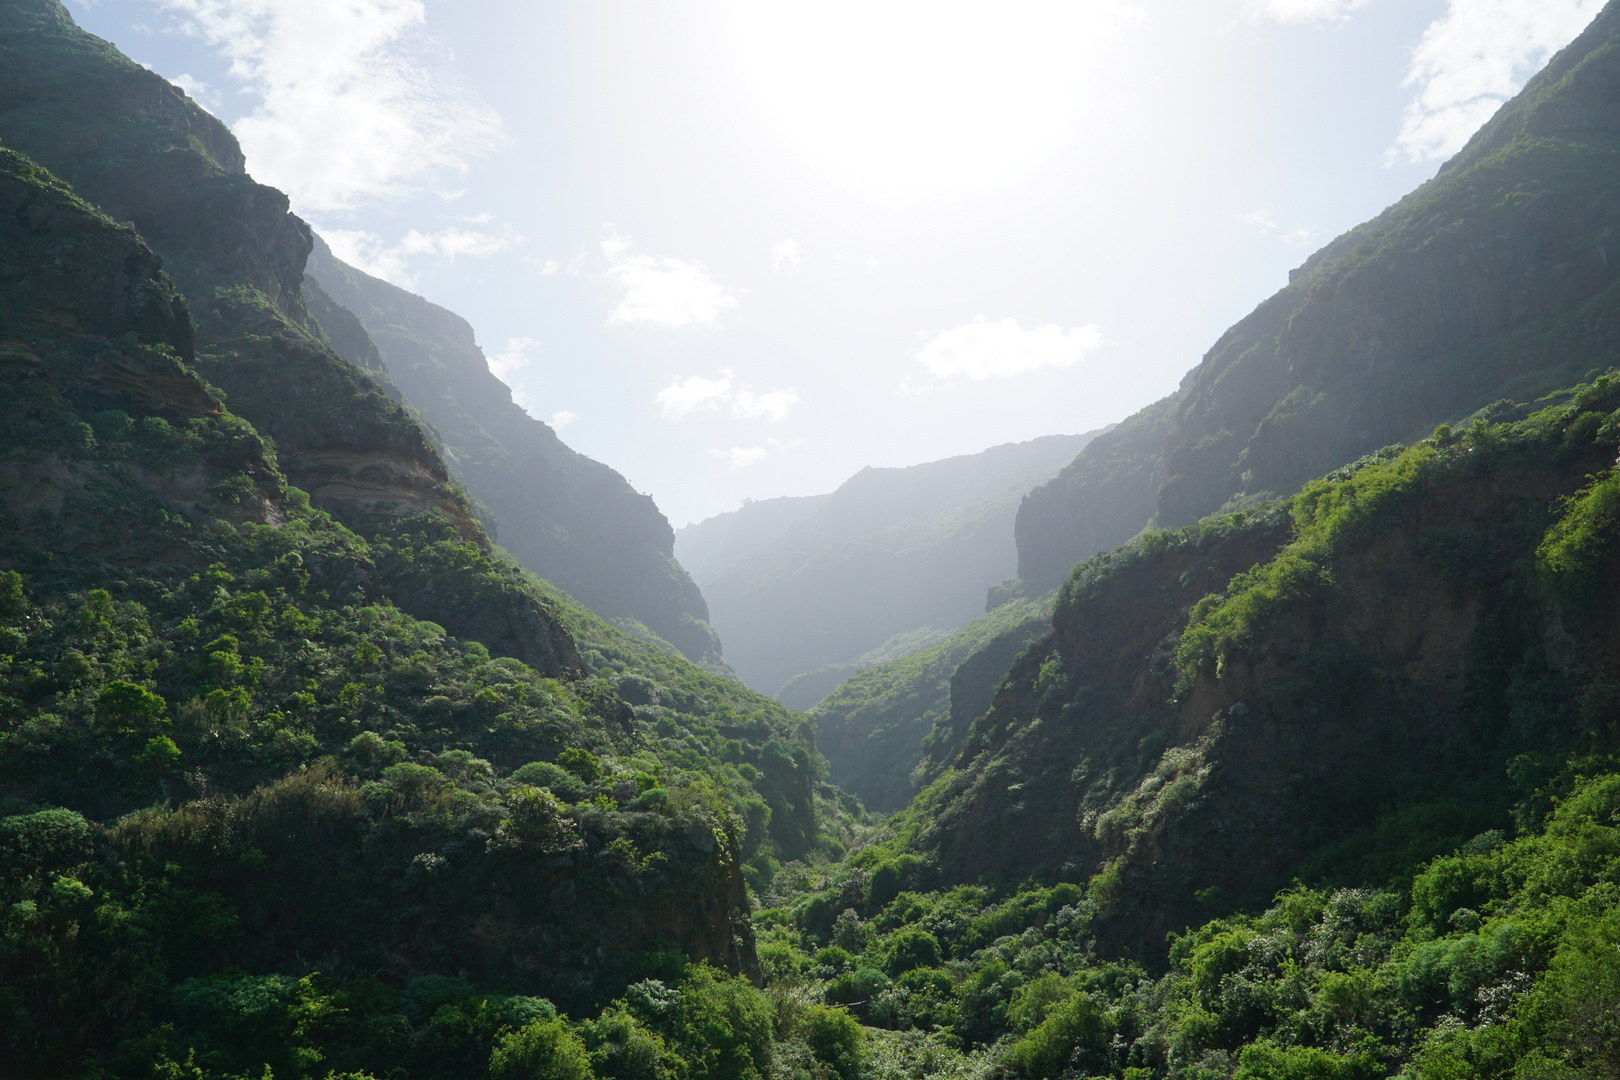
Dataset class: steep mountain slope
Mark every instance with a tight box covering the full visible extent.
[682,433,1102,696]
[305,239,728,673]
[0,138,839,1077]
[675,492,831,584]
[907,382,1620,956]
[807,592,1055,811]
[1016,0,1620,590]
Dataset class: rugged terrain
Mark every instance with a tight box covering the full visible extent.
[1015,0,1620,590]
[306,240,728,672]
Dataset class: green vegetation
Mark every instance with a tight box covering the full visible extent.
[810,593,1056,810]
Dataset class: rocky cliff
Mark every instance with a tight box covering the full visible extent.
[914,382,1620,956]
[0,0,588,669]
[1016,1,1620,589]
[304,239,728,673]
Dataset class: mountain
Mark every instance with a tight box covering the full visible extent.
[1015,0,1620,591]
[305,240,729,674]
[894,3,1620,944]
[0,4,846,1074]
[679,432,1104,697]
[807,591,1055,811]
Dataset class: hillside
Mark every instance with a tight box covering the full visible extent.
[681,432,1102,696]
[807,592,1055,811]
[1015,0,1620,591]
[306,240,728,673]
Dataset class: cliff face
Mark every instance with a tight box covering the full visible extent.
[685,433,1103,697]
[916,383,1620,957]
[1016,0,1620,590]
[304,239,728,673]
[0,0,594,671]
[0,0,456,532]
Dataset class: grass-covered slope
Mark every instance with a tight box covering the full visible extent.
[807,594,1056,812]
[684,433,1102,697]
[305,238,729,673]
[1015,0,1620,590]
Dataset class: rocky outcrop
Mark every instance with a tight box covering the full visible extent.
[0,0,591,676]
[303,238,729,672]
[0,0,452,531]
[920,400,1620,958]
[1016,0,1620,589]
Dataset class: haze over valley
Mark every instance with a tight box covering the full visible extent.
[10,2,1620,1078]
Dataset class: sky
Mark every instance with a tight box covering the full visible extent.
[66,0,1608,526]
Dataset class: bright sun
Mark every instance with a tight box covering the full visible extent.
[727,0,1133,198]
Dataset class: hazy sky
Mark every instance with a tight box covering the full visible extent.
[67,0,1604,526]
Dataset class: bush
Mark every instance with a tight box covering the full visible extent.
[799,1005,864,1080]
[513,760,589,802]
[97,680,169,734]
[490,1016,594,1080]
[1234,1042,1384,1080]
[1000,995,1107,1079]
[0,809,93,878]
[882,927,941,975]
[559,747,604,784]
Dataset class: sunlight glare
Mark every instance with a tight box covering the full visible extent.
[727,0,1135,197]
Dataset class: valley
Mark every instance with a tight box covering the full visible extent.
[7,1,1620,1078]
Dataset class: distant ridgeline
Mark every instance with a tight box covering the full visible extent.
[1015,0,1620,591]
[304,240,730,676]
[677,432,1103,699]
[0,1,849,1074]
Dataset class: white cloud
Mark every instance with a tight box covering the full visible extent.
[1248,0,1367,24]
[523,257,561,275]
[658,375,733,420]
[771,240,802,274]
[593,228,739,329]
[1237,208,1316,247]
[552,410,579,430]
[157,0,504,213]
[707,438,803,471]
[322,224,522,286]
[656,369,799,422]
[170,72,222,111]
[488,336,539,381]
[912,318,1102,388]
[1393,0,1604,163]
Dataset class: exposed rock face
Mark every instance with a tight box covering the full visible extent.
[304,239,729,672]
[1015,1,1620,589]
[0,0,452,531]
[0,0,588,675]
[920,412,1620,958]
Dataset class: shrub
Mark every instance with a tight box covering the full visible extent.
[97,680,169,734]
[513,760,589,802]
[1233,1041,1384,1080]
[799,1005,864,1080]
[559,747,604,784]
[1001,995,1107,1078]
[490,1016,594,1080]
[882,927,942,975]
